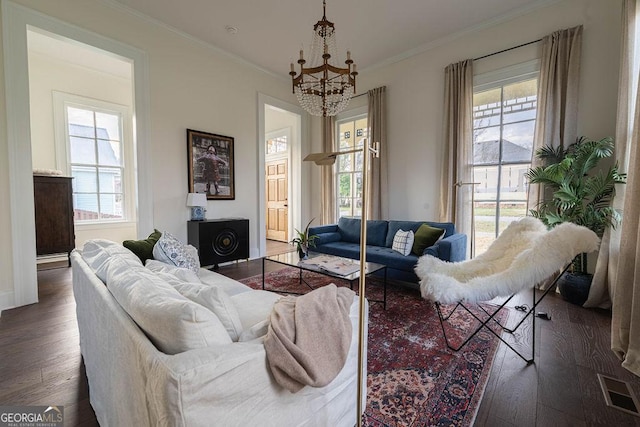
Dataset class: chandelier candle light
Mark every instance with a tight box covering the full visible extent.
[290,0,357,117]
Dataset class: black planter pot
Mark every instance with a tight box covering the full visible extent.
[557,272,592,306]
[297,246,308,260]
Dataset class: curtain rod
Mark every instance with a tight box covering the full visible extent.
[353,92,366,99]
[473,38,542,61]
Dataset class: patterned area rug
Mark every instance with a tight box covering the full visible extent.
[240,267,509,427]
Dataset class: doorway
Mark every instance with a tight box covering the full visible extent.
[265,157,289,242]
[3,2,151,309]
[28,29,138,253]
[257,95,307,258]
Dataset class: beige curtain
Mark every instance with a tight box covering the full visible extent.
[611,0,640,378]
[321,116,336,224]
[439,60,474,251]
[367,87,388,220]
[527,25,583,212]
[588,3,636,309]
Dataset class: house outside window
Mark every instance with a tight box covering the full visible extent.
[472,63,538,254]
[336,115,368,218]
[53,92,134,224]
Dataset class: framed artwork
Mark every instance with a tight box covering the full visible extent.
[187,129,235,200]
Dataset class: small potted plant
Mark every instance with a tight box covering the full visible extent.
[291,218,319,259]
[526,136,626,305]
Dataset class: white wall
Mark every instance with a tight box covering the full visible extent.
[28,51,138,247]
[0,6,12,310]
[0,0,296,310]
[310,0,622,222]
[28,52,132,170]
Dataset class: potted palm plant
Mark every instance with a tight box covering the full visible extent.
[526,136,627,305]
[291,218,319,260]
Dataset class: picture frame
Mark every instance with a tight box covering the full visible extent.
[187,129,235,200]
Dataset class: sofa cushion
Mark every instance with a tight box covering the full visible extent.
[311,241,363,260]
[122,229,161,263]
[82,239,143,283]
[425,221,455,238]
[392,229,414,256]
[106,256,232,354]
[153,232,199,274]
[385,221,424,247]
[366,246,419,271]
[172,282,244,342]
[337,217,388,247]
[231,290,282,331]
[145,259,201,283]
[199,269,252,296]
[412,224,446,256]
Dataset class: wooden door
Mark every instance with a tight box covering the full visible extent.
[266,159,288,241]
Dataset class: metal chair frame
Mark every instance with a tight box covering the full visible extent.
[434,264,570,364]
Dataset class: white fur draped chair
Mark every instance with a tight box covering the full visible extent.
[415,217,600,363]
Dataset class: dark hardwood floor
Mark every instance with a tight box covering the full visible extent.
[2,251,639,426]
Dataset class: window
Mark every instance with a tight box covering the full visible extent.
[54,93,133,223]
[473,66,538,254]
[266,133,288,155]
[336,115,368,218]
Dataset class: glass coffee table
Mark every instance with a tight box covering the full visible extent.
[262,251,387,309]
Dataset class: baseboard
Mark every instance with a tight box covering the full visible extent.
[0,290,15,316]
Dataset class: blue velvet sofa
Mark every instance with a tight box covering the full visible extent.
[308,218,467,284]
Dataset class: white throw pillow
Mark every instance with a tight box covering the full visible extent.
[199,268,252,296]
[238,319,270,342]
[172,282,244,342]
[184,244,201,271]
[152,232,199,274]
[106,256,232,354]
[146,259,201,283]
[392,229,415,256]
[231,290,282,331]
[82,239,143,283]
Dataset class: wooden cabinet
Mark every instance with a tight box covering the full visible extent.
[188,218,249,269]
[33,175,75,259]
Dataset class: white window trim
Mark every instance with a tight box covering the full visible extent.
[335,109,368,219]
[52,91,135,226]
[474,59,540,92]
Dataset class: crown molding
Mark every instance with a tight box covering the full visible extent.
[362,0,561,74]
[99,0,286,81]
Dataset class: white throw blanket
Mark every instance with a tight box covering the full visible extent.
[416,220,600,304]
[264,284,355,393]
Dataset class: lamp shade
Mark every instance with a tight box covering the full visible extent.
[186,193,207,207]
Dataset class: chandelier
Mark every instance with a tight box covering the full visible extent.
[289,0,357,117]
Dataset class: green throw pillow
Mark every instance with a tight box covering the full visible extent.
[123,229,162,263]
[412,224,445,256]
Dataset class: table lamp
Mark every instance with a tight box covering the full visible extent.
[186,193,208,221]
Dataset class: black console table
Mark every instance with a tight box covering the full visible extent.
[188,218,249,269]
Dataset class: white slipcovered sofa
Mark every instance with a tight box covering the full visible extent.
[71,239,367,426]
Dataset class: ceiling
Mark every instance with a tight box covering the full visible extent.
[109,0,556,77]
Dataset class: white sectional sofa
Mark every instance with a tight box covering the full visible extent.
[71,239,367,426]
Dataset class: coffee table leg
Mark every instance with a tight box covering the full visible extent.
[262,257,266,290]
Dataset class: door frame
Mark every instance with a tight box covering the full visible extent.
[257,94,308,258]
[2,1,152,309]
